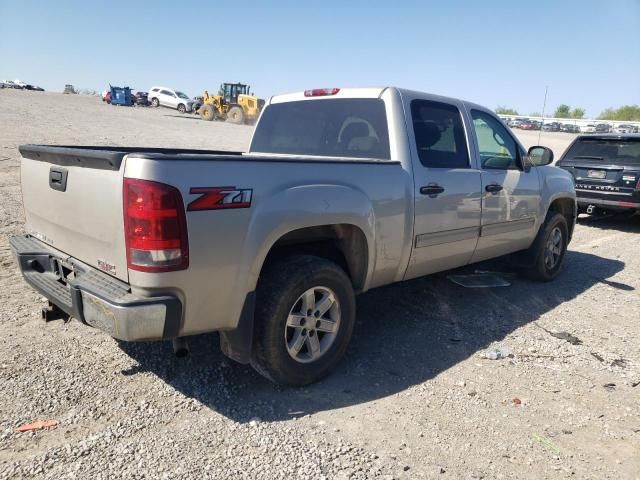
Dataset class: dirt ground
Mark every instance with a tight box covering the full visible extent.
[0,90,638,479]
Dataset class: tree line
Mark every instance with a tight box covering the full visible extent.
[495,104,640,121]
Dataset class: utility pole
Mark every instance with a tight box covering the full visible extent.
[538,86,549,144]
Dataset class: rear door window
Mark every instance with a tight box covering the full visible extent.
[410,100,469,168]
[250,99,390,159]
[564,138,640,165]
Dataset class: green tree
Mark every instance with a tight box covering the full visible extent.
[598,105,640,121]
[553,104,571,118]
[570,108,585,119]
[530,112,542,117]
[495,106,519,115]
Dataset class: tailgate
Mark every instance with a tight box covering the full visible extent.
[19,145,129,282]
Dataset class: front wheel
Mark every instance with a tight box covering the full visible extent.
[226,106,244,124]
[200,104,215,121]
[177,103,186,114]
[521,211,568,281]
[251,255,355,386]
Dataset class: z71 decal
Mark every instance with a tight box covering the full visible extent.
[187,187,253,211]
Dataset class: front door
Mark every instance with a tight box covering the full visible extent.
[405,99,482,280]
[467,109,541,263]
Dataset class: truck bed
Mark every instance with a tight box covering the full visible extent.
[19,144,398,169]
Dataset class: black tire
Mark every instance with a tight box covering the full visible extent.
[200,104,215,121]
[226,106,244,124]
[151,97,159,107]
[521,211,568,281]
[177,103,186,114]
[251,255,356,386]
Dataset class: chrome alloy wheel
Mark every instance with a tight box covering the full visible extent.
[544,226,563,269]
[285,286,341,363]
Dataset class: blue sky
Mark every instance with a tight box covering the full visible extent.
[1,0,639,117]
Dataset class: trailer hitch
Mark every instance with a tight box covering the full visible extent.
[41,301,69,322]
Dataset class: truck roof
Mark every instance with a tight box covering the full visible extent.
[269,87,468,105]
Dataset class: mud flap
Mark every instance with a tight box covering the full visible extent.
[219,292,255,364]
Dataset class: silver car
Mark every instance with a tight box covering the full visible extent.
[148,86,194,113]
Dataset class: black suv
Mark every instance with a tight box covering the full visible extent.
[556,134,640,215]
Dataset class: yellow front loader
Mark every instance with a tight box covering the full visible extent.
[198,82,264,124]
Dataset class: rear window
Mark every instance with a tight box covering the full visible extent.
[565,138,640,164]
[250,99,390,159]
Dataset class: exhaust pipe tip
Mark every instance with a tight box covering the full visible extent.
[172,337,189,358]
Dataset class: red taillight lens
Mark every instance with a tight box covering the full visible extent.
[123,178,188,272]
[304,88,340,97]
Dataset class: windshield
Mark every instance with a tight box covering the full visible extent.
[565,138,640,164]
[250,98,391,159]
[176,91,189,100]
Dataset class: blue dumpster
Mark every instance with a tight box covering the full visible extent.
[109,85,132,106]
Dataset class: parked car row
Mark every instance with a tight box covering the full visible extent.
[614,124,640,134]
[1,79,45,91]
[101,85,198,113]
[506,118,543,130]
[500,116,639,134]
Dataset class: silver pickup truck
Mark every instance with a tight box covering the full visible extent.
[11,87,576,385]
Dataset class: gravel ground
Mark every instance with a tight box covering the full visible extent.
[0,90,638,479]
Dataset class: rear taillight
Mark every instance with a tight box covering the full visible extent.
[304,88,340,97]
[636,178,640,190]
[123,178,188,272]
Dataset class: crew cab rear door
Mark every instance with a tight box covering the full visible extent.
[403,97,482,279]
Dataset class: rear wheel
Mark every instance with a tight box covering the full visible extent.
[200,104,216,121]
[251,255,355,386]
[151,97,159,107]
[521,211,568,281]
[227,106,244,124]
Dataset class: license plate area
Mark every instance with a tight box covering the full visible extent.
[587,170,607,179]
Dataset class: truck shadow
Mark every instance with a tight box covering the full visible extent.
[118,250,627,423]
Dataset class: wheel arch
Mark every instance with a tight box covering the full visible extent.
[245,184,377,294]
[546,195,576,241]
[260,224,369,292]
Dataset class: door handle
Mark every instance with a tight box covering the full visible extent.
[420,185,445,196]
[485,184,503,194]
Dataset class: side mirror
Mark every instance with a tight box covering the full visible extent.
[528,146,554,166]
